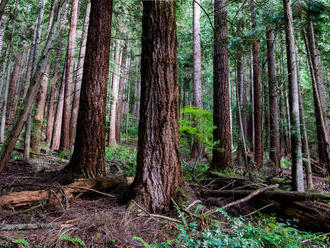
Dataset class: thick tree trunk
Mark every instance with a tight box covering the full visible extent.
[50,67,66,151]
[0,0,66,174]
[46,40,63,145]
[115,43,127,144]
[212,0,232,170]
[5,49,23,128]
[266,27,280,168]
[283,0,304,192]
[191,0,203,159]
[131,0,184,213]
[251,4,262,171]
[65,0,113,178]
[60,0,79,152]
[69,1,91,147]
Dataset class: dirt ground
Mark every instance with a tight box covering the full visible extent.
[0,156,329,247]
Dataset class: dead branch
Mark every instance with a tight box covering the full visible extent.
[221,184,279,210]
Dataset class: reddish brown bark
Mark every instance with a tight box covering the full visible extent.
[131,0,184,213]
[5,48,23,128]
[65,0,113,178]
[212,0,233,170]
[60,0,79,151]
[69,1,91,147]
[266,27,280,168]
[115,43,127,144]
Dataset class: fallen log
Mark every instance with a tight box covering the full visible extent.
[201,188,330,201]
[200,187,330,232]
[0,177,134,208]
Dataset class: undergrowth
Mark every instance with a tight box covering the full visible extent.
[105,145,137,176]
[136,207,329,248]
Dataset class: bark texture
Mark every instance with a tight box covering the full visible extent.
[65,0,113,178]
[283,0,304,192]
[0,0,8,23]
[70,1,91,147]
[212,0,233,170]
[191,0,203,159]
[60,0,79,151]
[131,0,184,213]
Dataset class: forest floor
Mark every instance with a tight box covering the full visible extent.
[0,154,329,247]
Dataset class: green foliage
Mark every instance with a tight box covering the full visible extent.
[14,238,29,247]
[179,106,217,153]
[105,145,137,176]
[143,208,329,248]
[181,160,209,181]
[59,234,87,248]
[280,157,292,169]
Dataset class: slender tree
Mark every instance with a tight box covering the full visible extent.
[212,0,232,170]
[60,0,79,151]
[65,0,113,178]
[266,26,280,168]
[251,2,262,170]
[283,0,304,192]
[0,0,67,174]
[115,43,128,144]
[191,0,203,159]
[131,0,184,213]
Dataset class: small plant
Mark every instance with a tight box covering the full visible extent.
[105,145,137,176]
[179,106,218,154]
[14,238,30,247]
[59,234,87,248]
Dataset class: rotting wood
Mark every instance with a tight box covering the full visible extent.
[0,177,134,208]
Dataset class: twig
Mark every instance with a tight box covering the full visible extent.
[302,232,330,243]
[0,223,60,231]
[63,185,115,198]
[240,203,274,218]
[221,184,279,210]
[132,200,182,224]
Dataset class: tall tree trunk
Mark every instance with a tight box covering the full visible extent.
[298,85,313,189]
[212,0,233,170]
[0,14,6,54]
[191,0,203,159]
[266,26,280,168]
[60,0,79,151]
[251,3,262,171]
[5,48,23,128]
[50,66,66,151]
[108,39,122,146]
[24,0,47,159]
[283,0,304,192]
[0,0,8,24]
[46,40,63,145]
[131,0,184,213]
[305,20,330,169]
[115,43,127,144]
[31,63,50,153]
[0,0,66,174]
[65,0,113,178]
[0,65,11,143]
[69,1,91,147]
